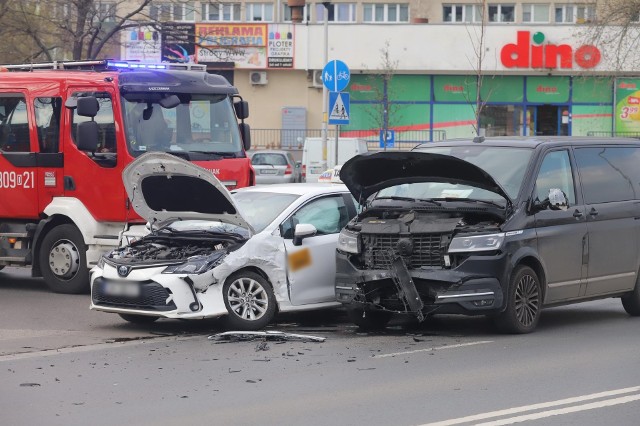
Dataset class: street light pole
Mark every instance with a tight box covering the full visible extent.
[321,2,329,170]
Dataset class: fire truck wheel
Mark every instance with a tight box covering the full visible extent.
[39,225,89,294]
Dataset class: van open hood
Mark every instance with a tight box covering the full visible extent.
[340,151,511,205]
[123,152,253,231]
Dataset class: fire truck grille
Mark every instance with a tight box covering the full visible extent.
[364,234,446,270]
[92,278,176,311]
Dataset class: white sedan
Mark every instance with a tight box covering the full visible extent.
[90,153,357,330]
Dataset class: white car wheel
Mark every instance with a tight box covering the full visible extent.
[223,271,276,330]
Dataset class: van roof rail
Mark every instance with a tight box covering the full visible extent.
[0,60,207,72]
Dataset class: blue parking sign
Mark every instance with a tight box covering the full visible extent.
[379,129,395,148]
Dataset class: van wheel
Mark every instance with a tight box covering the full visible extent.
[39,224,89,294]
[494,265,541,334]
[621,277,640,316]
[347,306,392,330]
[223,271,276,331]
[119,314,159,324]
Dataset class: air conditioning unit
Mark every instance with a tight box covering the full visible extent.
[311,70,324,88]
[250,71,268,85]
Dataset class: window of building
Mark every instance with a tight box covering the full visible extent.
[363,3,409,23]
[151,2,195,21]
[522,3,549,23]
[283,4,309,22]
[554,4,595,23]
[202,3,241,22]
[488,4,515,22]
[246,3,274,22]
[96,2,116,22]
[316,3,357,22]
[443,4,483,23]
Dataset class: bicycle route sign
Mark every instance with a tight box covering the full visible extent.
[322,60,350,92]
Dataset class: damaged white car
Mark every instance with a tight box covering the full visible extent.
[90,152,357,330]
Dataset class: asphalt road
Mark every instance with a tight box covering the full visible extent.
[2,267,640,426]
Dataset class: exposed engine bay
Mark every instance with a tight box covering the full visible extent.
[350,208,503,271]
[107,236,245,264]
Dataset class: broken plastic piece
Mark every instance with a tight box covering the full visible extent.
[208,331,326,342]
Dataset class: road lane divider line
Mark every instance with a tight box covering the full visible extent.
[419,385,640,426]
[374,340,493,359]
[475,393,640,425]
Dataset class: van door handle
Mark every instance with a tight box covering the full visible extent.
[589,208,599,216]
[573,210,583,218]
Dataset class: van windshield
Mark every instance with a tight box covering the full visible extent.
[406,145,533,200]
[121,92,244,159]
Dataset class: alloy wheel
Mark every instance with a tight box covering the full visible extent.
[227,277,269,321]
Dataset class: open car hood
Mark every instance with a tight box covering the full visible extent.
[123,152,253,231]
[340,151,511,206]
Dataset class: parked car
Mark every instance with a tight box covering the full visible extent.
[335,137,640,333]
[90,152,357,330]
[250,150,301,184]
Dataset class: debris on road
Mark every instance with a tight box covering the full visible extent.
[209,331,326,343]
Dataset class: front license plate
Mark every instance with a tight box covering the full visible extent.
[104,281,141,298]
[260,169,278,175]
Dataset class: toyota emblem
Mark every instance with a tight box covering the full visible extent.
[117,265,131,277]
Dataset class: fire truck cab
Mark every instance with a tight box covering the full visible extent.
[0,60,254,293]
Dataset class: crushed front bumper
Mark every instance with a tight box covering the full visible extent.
[335,250,509,316]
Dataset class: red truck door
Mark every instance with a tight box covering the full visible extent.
[0,92,40,219]
[62,88,128,222]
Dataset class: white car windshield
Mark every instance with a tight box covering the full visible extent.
[232,191,300,232]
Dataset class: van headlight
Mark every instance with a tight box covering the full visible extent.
[448,233,505,253]
[337,229,361,254]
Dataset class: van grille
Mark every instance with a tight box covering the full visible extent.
[364,234,446,270]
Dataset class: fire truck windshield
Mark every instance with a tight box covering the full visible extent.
[121,93,244,158]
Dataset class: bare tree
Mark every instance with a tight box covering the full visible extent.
[583,0,640,70]
[362,40,402,150]
[0,0,181,62]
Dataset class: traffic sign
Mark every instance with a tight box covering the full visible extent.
[379,129,395,148]
[329,92,350,125]
[322,60,350,92]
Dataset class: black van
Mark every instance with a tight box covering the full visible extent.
[334,137,640,333]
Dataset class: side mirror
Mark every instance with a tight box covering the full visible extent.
[76,96,99,117]
[548,188,569,211]
[293,223,317,246]
[234,100,249,120]
[239,122,251,151]
[77,121,100,151]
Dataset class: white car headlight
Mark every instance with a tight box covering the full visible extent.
[162,253,226,275]
[337,229,361,254]
[448,233,505,253]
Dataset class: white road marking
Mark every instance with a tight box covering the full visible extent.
[420,386,640,426]
[475,394,640,425]
[374,340,493,359]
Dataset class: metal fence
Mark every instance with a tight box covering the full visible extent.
[586,131,640,139]
[251,129,446,151]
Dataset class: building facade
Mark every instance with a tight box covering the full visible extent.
[117,1,640,146]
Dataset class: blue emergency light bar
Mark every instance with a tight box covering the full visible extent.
[106,60,206,71]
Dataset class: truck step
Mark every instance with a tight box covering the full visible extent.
[0,256,28,263]
[0,232,29,238]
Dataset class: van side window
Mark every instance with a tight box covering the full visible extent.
[535,150,576,206]
[35,98,62,153]
[0,95,31,153]
[70,92,117,154]
[574,147,639,204]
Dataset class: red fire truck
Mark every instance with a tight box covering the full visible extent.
[0,60,254,293]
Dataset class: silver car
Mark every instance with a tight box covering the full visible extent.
[251,150,301,184]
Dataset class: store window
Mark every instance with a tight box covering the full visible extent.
[202,2,241,22]
[363,3,409,23]
[316,3,357,22]
[480,105,525,137]
[150,2,195,21]
[488,4,515,22]
[443,4,483,22]
[522,3,549,23]
[246,3,273,21]
[554,4,595,23]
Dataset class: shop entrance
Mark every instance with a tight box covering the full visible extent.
[533,105,569,136]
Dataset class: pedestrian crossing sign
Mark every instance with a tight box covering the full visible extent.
[329,92,350,125]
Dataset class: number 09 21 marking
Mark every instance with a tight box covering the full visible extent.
[0,171,35,189]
